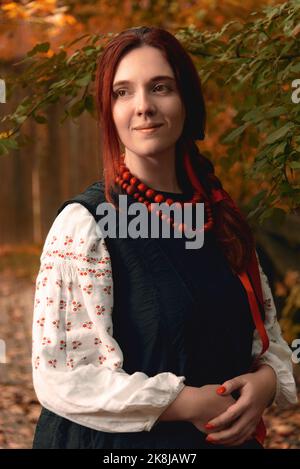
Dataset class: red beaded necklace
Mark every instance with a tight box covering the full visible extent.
[114,155,214,235]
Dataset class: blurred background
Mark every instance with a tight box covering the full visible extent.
[0,0,299,449]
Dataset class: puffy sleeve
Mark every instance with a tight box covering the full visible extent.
[251,253,298,409]
[32,203,186,433]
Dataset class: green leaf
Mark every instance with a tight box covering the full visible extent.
[291,62,300,73]
[259,207,286,225]
[221,122,250,144]
[273,141,287,157]
[84,94,95,113]
[33,114,48,124]
[69,99,85,118]
[14,115,27,125]
[289,161,300,169]
[27,42,50,57]
[75,74,92,87]
[1,137,19,150]
[265,123,295,144]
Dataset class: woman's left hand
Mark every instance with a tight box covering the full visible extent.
[204,364,277,447]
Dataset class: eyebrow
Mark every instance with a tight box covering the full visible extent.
[112,75,176,88]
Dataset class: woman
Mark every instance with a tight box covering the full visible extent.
[32,26,298,449]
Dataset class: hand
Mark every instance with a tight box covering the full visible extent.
[189,385,236,433]
[203,365,277,447]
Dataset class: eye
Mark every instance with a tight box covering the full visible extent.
[153,83,170,92]
[112,89,128,98]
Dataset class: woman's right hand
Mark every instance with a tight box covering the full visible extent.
[188,385,236,433]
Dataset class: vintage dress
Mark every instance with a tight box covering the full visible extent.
[32,181,298,449]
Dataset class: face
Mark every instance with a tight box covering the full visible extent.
[111,45,186,159]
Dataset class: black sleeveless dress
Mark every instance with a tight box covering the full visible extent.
[32,184,263,449]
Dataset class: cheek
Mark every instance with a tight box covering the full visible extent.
[112,104,128,131]
[165,98,185,122]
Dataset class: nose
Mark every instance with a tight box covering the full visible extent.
[135,88,156,116]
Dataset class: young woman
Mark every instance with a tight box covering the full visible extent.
[32,26,298,449]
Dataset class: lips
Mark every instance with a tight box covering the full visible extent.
[134,124,163,130]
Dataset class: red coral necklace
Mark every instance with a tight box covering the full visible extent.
[114,154,214,235]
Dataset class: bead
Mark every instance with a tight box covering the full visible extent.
[122,171,131,181]
[126,185,136,195]
[116,162,214,234]
[165,198,174,205]
[137,183,147,192]
[154,194,165,203]
[145,189,156,199]
[130,177,138,185]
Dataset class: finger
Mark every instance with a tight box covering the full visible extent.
[221,428,258,448]
[207,427,253,447]
[206,414,256,445]
[205,399,248,430]
[216,376,246,396]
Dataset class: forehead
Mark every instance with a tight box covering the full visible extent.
[113,46,174,84]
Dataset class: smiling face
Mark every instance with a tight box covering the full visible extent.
[111,45,186,160]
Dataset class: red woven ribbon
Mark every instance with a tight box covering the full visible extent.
[184,151,270,445]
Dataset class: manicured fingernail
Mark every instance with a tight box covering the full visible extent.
[216,386,226,394]
[206,436,216,443]
[205,423,215,430]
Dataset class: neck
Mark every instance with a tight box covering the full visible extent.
[123,148,182,193]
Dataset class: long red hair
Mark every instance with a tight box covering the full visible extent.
[95,26,255,274]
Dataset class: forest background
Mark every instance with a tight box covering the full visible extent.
[0,0,299,449]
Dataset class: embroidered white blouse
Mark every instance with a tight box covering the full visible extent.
[32,203,298,433]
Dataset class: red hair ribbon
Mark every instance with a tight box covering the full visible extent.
[238,250,270,446]
[184,151,269,445]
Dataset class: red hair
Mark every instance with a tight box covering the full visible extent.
[95,26,255,274]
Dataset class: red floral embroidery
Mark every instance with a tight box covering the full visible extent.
[59,300,67,310]
[72,340,82,350]
[105,344,115,352]
[42,337,51,346]
[71,300,82,312]
[48,359,57,368]
[67,358,74,368]
[46,297,54,307]
[82,284,93,295]
[82,321,93,329]
[34,356,40,369]
[96,305,105,316]
[98,355,107,365]
[64,235,73,246]
[36,317,45,327]
[103,286,111,295]
[59,340,66,350]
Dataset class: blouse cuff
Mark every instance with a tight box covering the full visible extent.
[256,353,298,409]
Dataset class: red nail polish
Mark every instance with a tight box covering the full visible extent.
[206,436,216,443]
[216,385,226,394]
[205,423,215,430]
